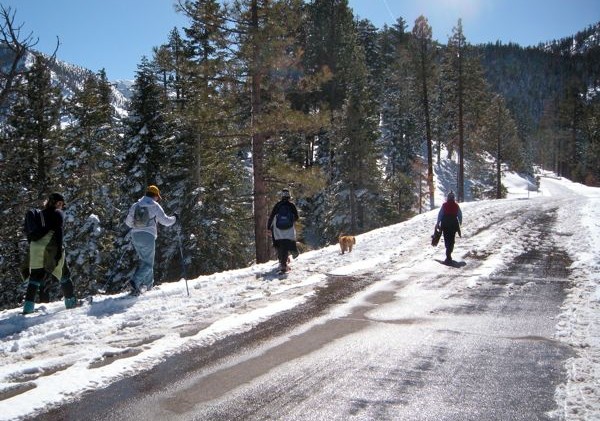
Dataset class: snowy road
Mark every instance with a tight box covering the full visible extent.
[16,175,600,420]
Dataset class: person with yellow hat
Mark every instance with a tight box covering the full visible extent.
[125,185,176,294]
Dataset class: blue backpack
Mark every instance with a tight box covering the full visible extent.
[275,203,294,230]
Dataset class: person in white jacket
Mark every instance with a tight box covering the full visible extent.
[125,185,176,294]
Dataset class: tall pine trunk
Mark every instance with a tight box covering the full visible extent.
[250,0,270,263]
[421,66,434,210]
[457,45,465,202]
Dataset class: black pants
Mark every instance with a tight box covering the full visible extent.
[441,215,460,260]
[442,229,456,260]
[25,266,75,303]
[274,239,298,268]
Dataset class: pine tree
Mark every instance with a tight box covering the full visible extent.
[103,57,174,291]
[172,0,255,274]
[0,54,62,308]
[580,98,600,185]
[302,0,357,172]
[301,7,388,240]
[7,55,62,196]
[446,20,467,201]
[59,70,121,295]
[220,0,329,261]
[333,46,384,235]
[441,19,490,201]
[410,15,436,210]
[378,19,419,219]
[557,73,587,181]
[477,94,520,198]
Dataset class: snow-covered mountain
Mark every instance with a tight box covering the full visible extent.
[542,21,600,55]
[0,44,133,114]
[43,52,133,116]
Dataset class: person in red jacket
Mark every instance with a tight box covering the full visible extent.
[436,191,463,263]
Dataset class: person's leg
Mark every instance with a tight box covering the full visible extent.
[39,278,50,303]
[442,230,454,262]
[446,232,456,261]
[24,238,51,313]
[277,246,287,270]
[58,260,77,308]
[131,232,156,292]
[61,278,77,308]
[23,268,46,313]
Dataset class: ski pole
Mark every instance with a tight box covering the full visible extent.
[176,220,189,296]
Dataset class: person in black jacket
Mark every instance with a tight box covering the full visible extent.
[23,192,76,314]
[267,189,299,273]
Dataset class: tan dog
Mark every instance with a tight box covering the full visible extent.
[339,235,356,254]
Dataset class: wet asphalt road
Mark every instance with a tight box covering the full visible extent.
[35,208,574,421]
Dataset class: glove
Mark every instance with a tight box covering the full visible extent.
[173,212,179,220]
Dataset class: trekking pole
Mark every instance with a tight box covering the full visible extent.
[176,220,189,296]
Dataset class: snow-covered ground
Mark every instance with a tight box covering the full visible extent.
[0,172,599,420]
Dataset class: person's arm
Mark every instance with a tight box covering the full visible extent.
[267,203,278,230]
[437,205,445,224]
[291,203,299,221]
[125,203,135,228]
[457,207,463,225]
[154,203,176,227]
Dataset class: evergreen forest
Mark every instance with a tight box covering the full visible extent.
[0,1,598,310]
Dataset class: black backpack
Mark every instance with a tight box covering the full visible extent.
[275,203,294,230]
[24,208,49,242]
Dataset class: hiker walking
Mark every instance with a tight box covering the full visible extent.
[436,190,463,263]
[125,185,176,295]
[267,188,299,274]
[22,192,77,314]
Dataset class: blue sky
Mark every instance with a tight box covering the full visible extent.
[2,0,599,81]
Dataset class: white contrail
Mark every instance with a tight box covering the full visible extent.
[381,0,397,22]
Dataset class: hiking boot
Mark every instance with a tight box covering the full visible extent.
[64,297,78,309]
[22,300,35,314]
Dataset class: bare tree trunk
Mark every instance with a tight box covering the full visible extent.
[457,43,465,202]
[495,102,503,199]
[250,0,269,263]
[420,52,434,210]
[349,182,356,234]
